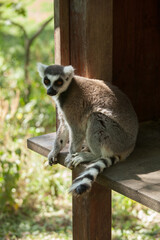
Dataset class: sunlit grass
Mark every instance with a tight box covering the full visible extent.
[0,150,72,240]
[112,191,160,240]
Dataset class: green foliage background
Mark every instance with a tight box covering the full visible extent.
[0,1,72,239]
[0,1,160,239]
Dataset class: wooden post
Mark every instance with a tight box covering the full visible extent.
[69,1,113,239]
[72,171,111,240]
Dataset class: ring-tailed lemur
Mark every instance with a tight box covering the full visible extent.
[37,63,138,196]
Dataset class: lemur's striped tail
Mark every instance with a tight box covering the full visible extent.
[69,156,120,196]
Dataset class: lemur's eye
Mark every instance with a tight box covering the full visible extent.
[44,77,50,86]
[54,78,64,87]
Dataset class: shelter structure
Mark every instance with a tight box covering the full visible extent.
[28,1,160,239]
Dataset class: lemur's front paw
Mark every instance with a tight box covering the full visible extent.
[64,153,78,169]
[69,153,84,167]
[64,153,72,168]
[48,150,58,166]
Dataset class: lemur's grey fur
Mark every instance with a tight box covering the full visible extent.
[37,63,139,196]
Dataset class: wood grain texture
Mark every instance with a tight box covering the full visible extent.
[54,0,70,65]
[27,121,160,213]
[69,0,113,81]
[113,0,160,121]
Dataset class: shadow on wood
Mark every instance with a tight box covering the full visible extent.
[27,121,160,213]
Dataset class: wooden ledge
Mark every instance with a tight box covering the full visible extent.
[27,121,160,213]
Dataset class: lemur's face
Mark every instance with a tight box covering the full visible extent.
[37,63,74,97]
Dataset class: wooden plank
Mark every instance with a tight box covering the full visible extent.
[69,0,113,81]
[54,0,70,65]
[113,0,160,121]
[27,121,160,213]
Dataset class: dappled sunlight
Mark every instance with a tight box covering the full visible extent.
[138,170,160,184]
[112,191,160,240]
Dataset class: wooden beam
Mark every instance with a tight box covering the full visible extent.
[68,1,113,238]
[72,170,111,240]
[60,1,114,238]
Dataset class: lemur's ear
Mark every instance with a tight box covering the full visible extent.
[63,65,75,78]
[37,62,48,78]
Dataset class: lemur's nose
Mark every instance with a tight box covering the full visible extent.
[47,87,57,96]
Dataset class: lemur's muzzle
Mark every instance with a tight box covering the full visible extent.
[47,87,57,96]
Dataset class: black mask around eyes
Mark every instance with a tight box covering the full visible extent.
[44,76,50,86]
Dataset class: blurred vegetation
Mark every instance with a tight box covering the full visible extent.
[0,0,160,239]
[0,1,72,239]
